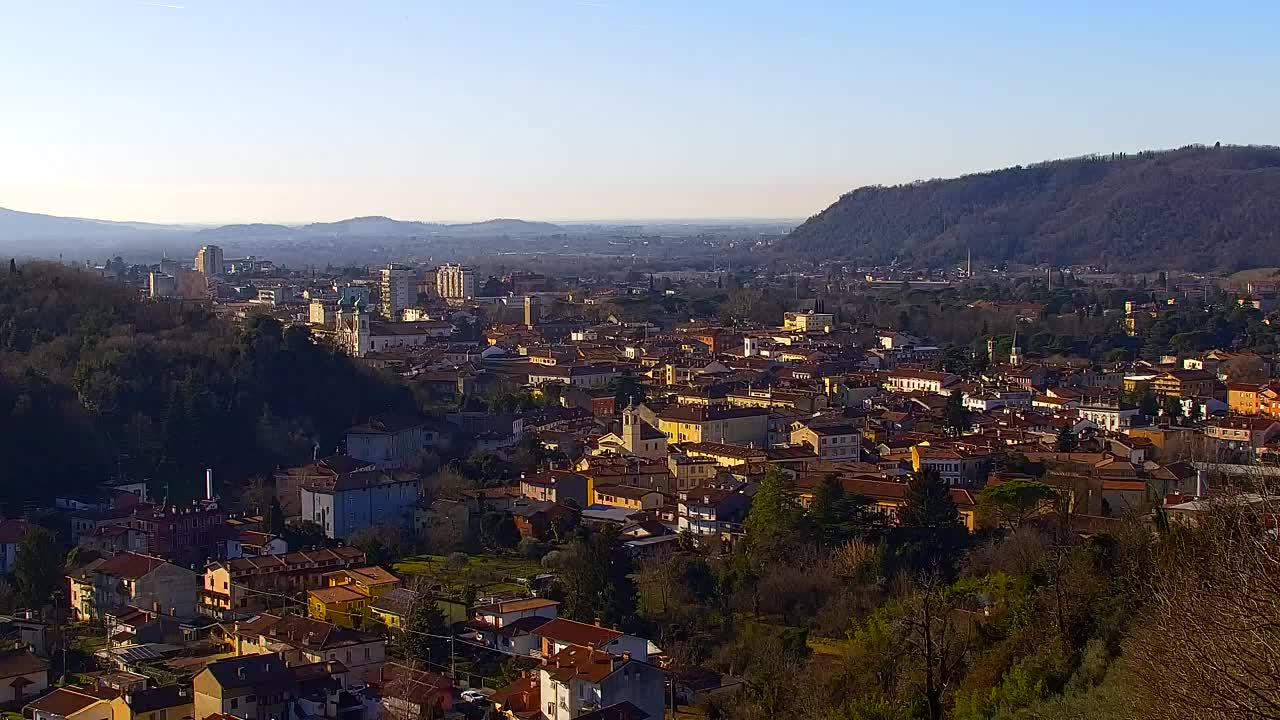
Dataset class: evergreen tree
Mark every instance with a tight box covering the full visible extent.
[744,466,801,549]
[15,526,62,607]
[401,594,448,666]
[265,498,287,535]
[899,469,960,531]
[807,473,877,546]
[1055,424,1077,452]
[944,391,971,434]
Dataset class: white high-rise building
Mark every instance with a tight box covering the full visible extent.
[194,245,224,277]
[435,263,475,300]
[380,265,415,321]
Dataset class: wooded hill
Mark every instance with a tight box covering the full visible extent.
[784,145,1280,272]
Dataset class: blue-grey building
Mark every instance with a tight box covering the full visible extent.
[300,470,419,540]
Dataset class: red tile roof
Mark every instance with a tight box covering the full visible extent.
[95,552,166,580]
[533,617,623,649]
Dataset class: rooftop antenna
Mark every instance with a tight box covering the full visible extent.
[966,248,971,279]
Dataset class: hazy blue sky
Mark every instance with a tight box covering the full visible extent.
[1,0,1276,223]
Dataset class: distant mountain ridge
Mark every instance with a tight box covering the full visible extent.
[0,208,566,247]
[783,145,1280,272]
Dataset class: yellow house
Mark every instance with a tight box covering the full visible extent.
[590,484,665,511]
[109,685,194,720]
[1228,383,1264,415]
[309,565,399,629]
[308,585,369,629]
[324,566,400,600]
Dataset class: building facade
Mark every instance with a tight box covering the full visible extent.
[436,263,476,300]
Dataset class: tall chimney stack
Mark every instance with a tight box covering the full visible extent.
[205,468,214,501]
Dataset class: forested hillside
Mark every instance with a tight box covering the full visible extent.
[784,145,1280,271]
[0,263,413,512]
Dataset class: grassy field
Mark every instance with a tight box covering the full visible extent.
[393,553,544,597]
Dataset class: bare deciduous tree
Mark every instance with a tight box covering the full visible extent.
[1128,495,1280,719]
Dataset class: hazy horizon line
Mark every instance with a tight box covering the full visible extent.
[3,205,805,229]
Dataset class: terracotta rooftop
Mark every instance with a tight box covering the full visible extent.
[533,617,623,649]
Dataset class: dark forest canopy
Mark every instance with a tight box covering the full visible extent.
[784,145,1280,272]
[0,263,413,513]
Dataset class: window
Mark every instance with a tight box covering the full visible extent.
[246,695,257,704]
[230,699,238,710]
[364,647,371,660]
[160,710,167,720]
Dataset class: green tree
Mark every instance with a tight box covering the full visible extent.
[1055,424,1078,453]
[1138,391,1159,417]
[978,479,1058,530]
[556,527,636,627]
[401,592,448,666]
[479,512,520,551]
[15,526,62,606]
[807,474,877,546]
[265,497,286,536]
[945,391,971,434]
[899,469,960,531]
[744,466,801,551]
[283,520,329,550]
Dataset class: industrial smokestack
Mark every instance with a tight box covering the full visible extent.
[205,468,214,501]
[1195,468,1206,499]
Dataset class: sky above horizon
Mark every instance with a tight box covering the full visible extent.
[1,0,1277,224]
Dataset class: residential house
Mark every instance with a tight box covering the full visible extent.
[590,486,665,512]
[201,546,367,619]
[378,663,454,720]
[528,364,621,389]
[790,422,862,461]
[466,615,552,657]
[910,446,993,487]
[676,488,750,537]
[533,618,651,662]
[1227,383,1266,416]
[520,472,590,508]
[510,500,580,542]
[126,502,227,567]
[68,552,197,623]
[536,645,664,720]
[666,454,719,491]
[656,405,769,447]
[1203,417,1280,452]
[25,687,113,720]
[0,520,29,575]
[1154,370,1220,399]
[1077,399,1139,431]
[307,566,400,630]
[107,684,193,720]
[885,370,957,395]
[227,531,288,559]
[193,655,347,720]
[225,613,387,682]
[473,598,560,628]
[346,414,432,469]
[300,470,419,540]
[0,649,47,705]
[274,455,379,517]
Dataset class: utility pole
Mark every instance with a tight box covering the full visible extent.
[449,634,456,675]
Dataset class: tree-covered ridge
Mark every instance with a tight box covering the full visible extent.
[785,145,1280,271]
[0,263,413,511]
